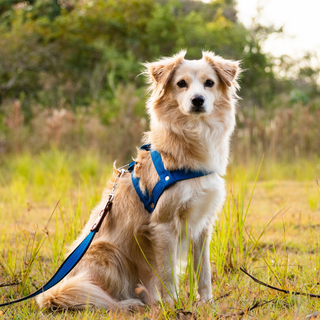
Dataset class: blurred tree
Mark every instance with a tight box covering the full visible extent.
[0,0,318,119]
[31,0,61,20]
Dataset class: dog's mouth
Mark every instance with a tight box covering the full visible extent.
[181,104,209,117]
[190,105,206,114]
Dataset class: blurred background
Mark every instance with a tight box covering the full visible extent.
[0,0,319,165]
[1,3,319,316]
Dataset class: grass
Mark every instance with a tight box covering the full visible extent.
[0,148,320,319]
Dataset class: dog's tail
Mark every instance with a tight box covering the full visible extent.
[36,273,143,310]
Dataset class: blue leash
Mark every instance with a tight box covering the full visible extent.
[0,231,96,307]
[0,169,122,308]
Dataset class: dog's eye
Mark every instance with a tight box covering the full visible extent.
[177,80,187,88]
[204,79,214,87]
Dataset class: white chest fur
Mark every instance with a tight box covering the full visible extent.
[180,173,226,238]
[154,173,226,240]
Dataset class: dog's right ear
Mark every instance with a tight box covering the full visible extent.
[144,50,186,91]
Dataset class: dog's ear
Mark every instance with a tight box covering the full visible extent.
[144,50,186,90]
[203,51,240,87]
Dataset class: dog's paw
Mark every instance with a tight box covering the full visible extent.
[135,284,154,305]
[198,291,213,304]
[118,298,145,311]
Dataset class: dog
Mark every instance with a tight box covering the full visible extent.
[37,50,241,310]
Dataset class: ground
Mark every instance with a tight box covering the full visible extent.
[0,150,320,319]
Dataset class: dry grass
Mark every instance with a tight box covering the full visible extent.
[0,150,320,319]
[1,96,320,165]
[233,105,320,163]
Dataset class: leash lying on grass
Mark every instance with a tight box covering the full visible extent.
[240,267,320,298]
[0,169,126,308]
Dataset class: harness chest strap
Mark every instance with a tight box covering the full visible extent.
[129,144,214,213]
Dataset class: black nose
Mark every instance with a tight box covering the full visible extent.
[191,95,205,107]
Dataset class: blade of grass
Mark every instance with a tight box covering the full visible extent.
[245,228,284,288]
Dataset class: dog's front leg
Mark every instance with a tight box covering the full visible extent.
[193,227,213,303]
[152,222,178,304]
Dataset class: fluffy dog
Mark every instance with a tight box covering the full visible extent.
[37,50,241,310]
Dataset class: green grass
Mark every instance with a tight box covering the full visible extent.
[0,149,320,319]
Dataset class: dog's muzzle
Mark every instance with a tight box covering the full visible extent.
[191,95,205,113]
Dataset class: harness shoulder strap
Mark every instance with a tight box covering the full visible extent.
[170,167,211,181]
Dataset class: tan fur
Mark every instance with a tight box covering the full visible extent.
[37,51,241,310]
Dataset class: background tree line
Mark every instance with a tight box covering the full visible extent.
[0,0,319,161]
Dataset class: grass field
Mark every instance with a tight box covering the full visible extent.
[0,149,320,319]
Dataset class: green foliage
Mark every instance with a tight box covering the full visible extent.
[0,0,282,112]
[0,0,319,159]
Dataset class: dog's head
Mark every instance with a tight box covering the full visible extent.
[144,50,241,121]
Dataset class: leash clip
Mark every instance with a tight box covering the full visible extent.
[117,164,130,173]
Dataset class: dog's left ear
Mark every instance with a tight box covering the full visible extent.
[203,51,240,87]
[144,50,186,90]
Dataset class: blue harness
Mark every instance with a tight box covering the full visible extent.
[128,144,214,213]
